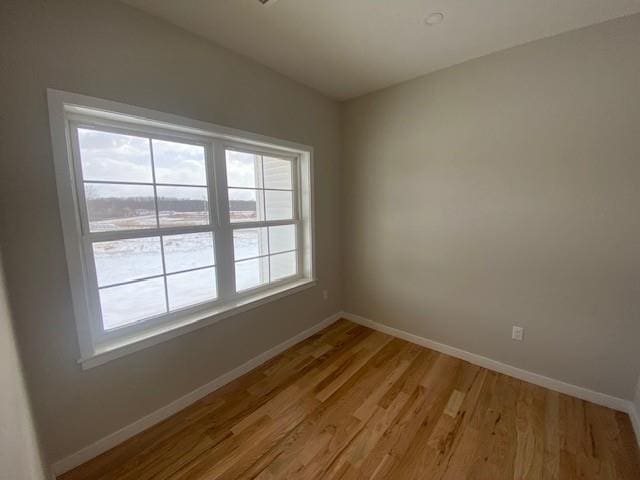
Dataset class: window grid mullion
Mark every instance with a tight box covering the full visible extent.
[149,138,161,229]
[98,263,217,291]
[226,185,296,193]
[159,237,170,314]
[99,272,165,291]
[261,156,271,282]
[86,224,217,243]
[81,179,209,189]
[149,138,170,315]
[235,248,297,264]
[230,219,297,229]
[267,225,272,282]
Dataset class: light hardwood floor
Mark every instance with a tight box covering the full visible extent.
[60,319,640,479]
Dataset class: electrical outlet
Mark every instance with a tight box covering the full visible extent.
[512,326,524,341]
[322,290,329,300]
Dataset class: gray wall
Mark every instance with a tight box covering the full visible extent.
[0,251,48,480]
[0,0,342,463]
[2,0,639,469]
[342,14,640,400]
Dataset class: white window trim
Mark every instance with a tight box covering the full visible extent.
[47,89,316,369]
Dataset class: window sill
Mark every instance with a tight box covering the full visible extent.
[79,279,316,369]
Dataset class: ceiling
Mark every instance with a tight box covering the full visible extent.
[122,0,640,100]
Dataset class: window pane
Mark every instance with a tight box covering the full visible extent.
[233,228,268,261]
[100,277,166,330]
[269,225,296,254]
[235,256,269,292]
[265,190,293,220]
[270,251,297,281]
[157,186,209,227]
[93,237,162,287]
[78,129,152,183]
[226,150,262,188]
[263,156,292,190]
[167,267,217,310]
[229,188,263,223]
[85,183,156,232]
[163,232,215,274]
[152,139,207,186]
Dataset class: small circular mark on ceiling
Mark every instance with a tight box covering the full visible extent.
[425,12,445,26]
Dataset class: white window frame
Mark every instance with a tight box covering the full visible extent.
[48,89,315,369]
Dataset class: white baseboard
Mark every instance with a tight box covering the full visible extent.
[630,402,640,448]
[632,379,640,447]
[51,312,342,476]
[342,311,639,447]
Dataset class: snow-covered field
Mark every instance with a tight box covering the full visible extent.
[93,223,295,330]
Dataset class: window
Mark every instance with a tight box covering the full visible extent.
[77,128,217,331]
[48,90,315,368]
[226,149,299,291]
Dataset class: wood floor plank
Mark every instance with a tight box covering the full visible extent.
[464,371,519,479]
[348,350,439,479]
[258,339,408,479]
[385,359,483,480]
[58,319,640,480]
[543,389,561,480]
[514,382,546,479]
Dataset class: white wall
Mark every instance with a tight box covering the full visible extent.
[0,250,48,480]
[2,0,640,470]
[342,13,640,400]
[0,0,342,464]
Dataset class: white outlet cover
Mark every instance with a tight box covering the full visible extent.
[512,326,524,341]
